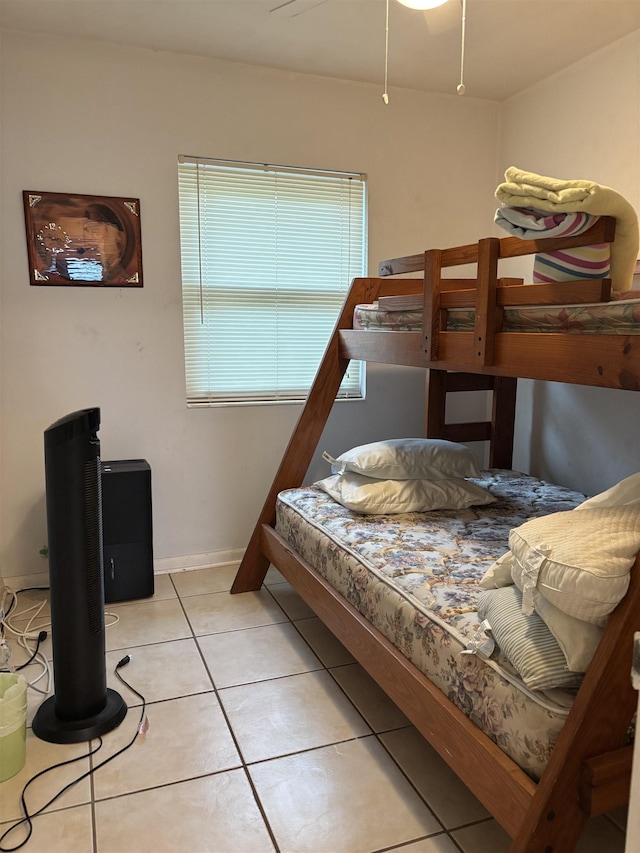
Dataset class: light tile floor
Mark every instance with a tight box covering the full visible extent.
[0,567,628,853]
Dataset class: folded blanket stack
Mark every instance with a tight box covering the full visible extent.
[494,206,610,284]
[495,166,639,292]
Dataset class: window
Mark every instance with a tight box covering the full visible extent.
[177,157,367,406]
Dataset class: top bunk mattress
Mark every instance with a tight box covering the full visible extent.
[275,470,590,781]
[354,290,640,333]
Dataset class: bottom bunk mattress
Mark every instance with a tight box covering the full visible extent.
[275,469,587,781]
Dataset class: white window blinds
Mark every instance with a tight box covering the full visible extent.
[177,157,367,406]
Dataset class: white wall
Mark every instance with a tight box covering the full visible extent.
[499,30,640,497]
[0,30,499,577]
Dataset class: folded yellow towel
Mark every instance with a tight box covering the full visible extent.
[496,166,639,291]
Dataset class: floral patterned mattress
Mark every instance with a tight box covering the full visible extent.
[353,290,640,333]
[275,470,586,781]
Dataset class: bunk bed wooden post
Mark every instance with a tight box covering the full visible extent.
[232,276,385,594]
[474,237,501,366]
[510,552,640,852]
[423,248,443,361]
[490,376,517,468]
[424,369,447,436]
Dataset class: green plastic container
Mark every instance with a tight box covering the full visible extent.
[0,673,27,782]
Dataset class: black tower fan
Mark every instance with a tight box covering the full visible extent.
[33,408,127,743]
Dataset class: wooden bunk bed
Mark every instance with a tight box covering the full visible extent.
[232,215,639,852]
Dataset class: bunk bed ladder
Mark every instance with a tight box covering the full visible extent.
[425,369,517,469]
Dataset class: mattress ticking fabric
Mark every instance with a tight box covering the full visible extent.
[353,291,640,334]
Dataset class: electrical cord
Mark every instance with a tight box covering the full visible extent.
[0,587,116,695]
[0,588,52,695]
[8,632,48,672]
[0,655,146,853]
[0,740,105,852]
[104,611,120,629]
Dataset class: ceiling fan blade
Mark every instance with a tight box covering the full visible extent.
[422,0,461,35]
[270,0,328,18]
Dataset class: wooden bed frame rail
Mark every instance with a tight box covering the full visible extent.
[343,215,640,390]
[378,216,617,277]
[258,521,637,851]
[232,219,638,850]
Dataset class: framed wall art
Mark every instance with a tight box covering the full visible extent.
[23,191,143,287]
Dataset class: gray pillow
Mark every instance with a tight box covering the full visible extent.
[477,586,583,691]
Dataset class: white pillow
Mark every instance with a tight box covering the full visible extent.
[478,551,515,589]
[509,506,640,624]
[532,591,604,673]
[322,438,480,481]
[316,473,495,515]
[575,472,640,511]
[478,551,604,671]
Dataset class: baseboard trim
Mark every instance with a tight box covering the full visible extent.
[2,571,50,591]
[153,549,245,575]
[2,550,246,591]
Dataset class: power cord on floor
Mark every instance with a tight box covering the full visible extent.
[9,632,48,672]
[0,587,52,695]
[0,655,147,853]
[0,586,119,696]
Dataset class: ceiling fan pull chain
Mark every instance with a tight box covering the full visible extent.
[383,0,390,104]
[457,0,467,95]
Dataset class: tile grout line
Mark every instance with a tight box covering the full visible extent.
[7,571,627,852]
[272,586,453,831]
[89,738,98,853]
[171,572,283,853]
[262,582,462,852]
[263,581,507,853]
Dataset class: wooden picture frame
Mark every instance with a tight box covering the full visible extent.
[23,191,143,287]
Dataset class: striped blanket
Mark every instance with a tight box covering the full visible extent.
[494,206,610,284]
[495,167,639,291]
